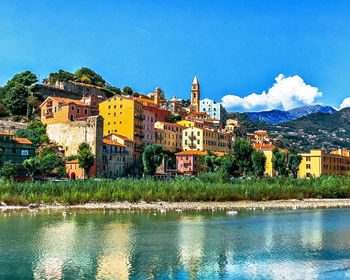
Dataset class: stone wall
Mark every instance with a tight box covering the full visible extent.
[46,116,104,177]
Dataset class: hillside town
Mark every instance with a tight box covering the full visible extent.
[1,70,350,181]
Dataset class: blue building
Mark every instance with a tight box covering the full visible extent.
[199,98,228,125]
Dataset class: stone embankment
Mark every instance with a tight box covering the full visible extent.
[2,199,350,213]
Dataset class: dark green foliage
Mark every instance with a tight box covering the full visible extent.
[39,153,65,177]
[56,166,67,178]
[78,143,95,178]
[272,147,288,176]
[232,137,254,175]
[142,144,164,175]
[0,162,16,181]
[6,84,29,115]
[122,86,133,95]
[23,158,40,180]
[66,155,78,161]
[166,114,181,123]
[252,150,266,178]
[158,88,166,99]
[74,67,105,87]
[288,153,302,178]
[9,71,38,86]
[48,69,74,85]
[14,121,47,144]
[103,86,122,98]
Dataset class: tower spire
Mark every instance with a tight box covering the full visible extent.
[190,75,200,112]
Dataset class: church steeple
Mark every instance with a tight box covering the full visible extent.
[191,75,200,112]
[154,86,160,107]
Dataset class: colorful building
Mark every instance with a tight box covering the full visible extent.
[99,95,143,156]
[155,128,178,152]
[199,98,228,125]
[143,110,155,147]
[298,149,350,178]
[159,96,185,117]
[177,120,204,128]
[154,121,185,151]
[182,127,229,153]
[185,112,208,121]
[175,150,207,175]
[65,159,96,180]
[40,96,99,125]
[0,132,35,179]
[102,138,127,178]
[104,133,135,169]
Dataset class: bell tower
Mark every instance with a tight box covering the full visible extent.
[191,75,200,112]
[154,86,160,108]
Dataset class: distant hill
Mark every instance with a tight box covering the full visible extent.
[227,107,350,152]
[246,105,336,124]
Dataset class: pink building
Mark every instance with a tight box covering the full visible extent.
[143,110,155,147]
[175,150,207,175]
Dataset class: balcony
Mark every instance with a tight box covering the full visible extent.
[189,135,196,140]
[188,142,196,147]
[45,111,54,118]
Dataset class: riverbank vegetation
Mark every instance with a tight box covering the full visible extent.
[1,175,350,205]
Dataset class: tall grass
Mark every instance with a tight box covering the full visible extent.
[1,174,350,205]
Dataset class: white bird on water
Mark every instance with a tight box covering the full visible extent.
[226,211,238,215]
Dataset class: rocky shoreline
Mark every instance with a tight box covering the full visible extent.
[1,198,350,213]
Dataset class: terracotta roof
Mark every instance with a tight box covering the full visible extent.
[176,150,226,156]
[40,96,89,107]
[254,130,268,135]
[0,132,14,136]
[176,150,207,155]
[13,138,32,144]
[135,97,155,104]
[66,159,79,164]
[206,118,220,121]
[107,133,133,141]
[254,144,286,151]
[103,139,126,147]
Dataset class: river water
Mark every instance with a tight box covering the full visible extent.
[1,208,350,279]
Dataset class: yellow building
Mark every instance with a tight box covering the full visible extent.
[154,121,184,151]
[99,95,143,147]
[177,120,204,128]
[182,127,229,153]
[298,149,350,178]
[254,144,287,177]
[155,128,178,152]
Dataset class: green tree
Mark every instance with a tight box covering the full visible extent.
[232,137,254,175]
[9,71,38,86]
[123,86,133,95]
[6,84,29,115]
[252,150,266,178]
[288,153,302,178]
[142,144,164,175]
[166,114,181,123]
[23,157,40,180]
[0,162,16,181]
[39,153,65,177]
[233,126,244,138]
[74,67,105,87]
[56,165,67,178]
[47,69,74,85]
[103,86,122,98]
[77,143,95,178]
[158,88,166,99]
[272,147,288,177]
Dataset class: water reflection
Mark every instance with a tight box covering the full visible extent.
[2,209,350,279]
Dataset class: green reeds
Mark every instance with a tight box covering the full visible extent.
[1,174,350,205]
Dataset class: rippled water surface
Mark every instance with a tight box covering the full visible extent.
[1,208,350,279]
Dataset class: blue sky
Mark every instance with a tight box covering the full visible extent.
[1,0,350,111]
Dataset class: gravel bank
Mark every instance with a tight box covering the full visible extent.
[2,199,350,213]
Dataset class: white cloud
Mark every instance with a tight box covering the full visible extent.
[340,97,350,109]
[221,74,322,111]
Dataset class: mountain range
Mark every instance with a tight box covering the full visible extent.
[245,105,336,124]
[227,107,350,152]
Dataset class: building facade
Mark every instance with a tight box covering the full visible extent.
[176,150,206,175]
[143,110,155,147]
[0,132,35,179]
[182,127,229,153]
[102,138,127,178]
[40,96,99,125]
[155,128,178,152]
[104,133,135,169]
[154,121,184,152]
[199,98,228,125]
[298,149,350,178]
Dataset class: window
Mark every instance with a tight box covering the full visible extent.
[306,157,311,162]
[306,164,311,169]
[77,108,80,114]
[71,105,75,110]
[21,150,29,156]
[70,115,74,121]
[84,109,88,115]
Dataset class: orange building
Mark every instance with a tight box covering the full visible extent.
[40,96,99,124]
[65,159,96,180]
